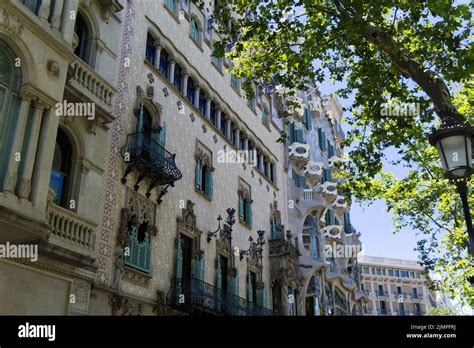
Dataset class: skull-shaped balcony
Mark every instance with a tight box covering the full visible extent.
[288,142,310,172]
[120,132,182,203]
[331,195,348,216]
[328,156,344,173]
[320,181,338,204]
[302,161,323,187]
[321,225,343,242]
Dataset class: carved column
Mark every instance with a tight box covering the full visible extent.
[154,42,162,70]
[226,118,231,138]
[182,71,189,96]
[3,91,35,193]
[281,284,289,315]
[259,154,265,172]
[205,97,211,119]
[235,128,240,148]
[51,0,64,30]
[216,109,222,130]
[169,59,176,83]
[18,100,48,200]
[31,107,59,209]
[60,0,79,43]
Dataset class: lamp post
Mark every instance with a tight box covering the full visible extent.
[428,122,473,257]
[207,208,237,275]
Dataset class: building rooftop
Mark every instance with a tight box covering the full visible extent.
[358,255,424,270]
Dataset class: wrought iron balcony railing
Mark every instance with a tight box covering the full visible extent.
[121,132,182,201]
[377,291,389,297]
[167,278,274,316]
[379,309,391,315]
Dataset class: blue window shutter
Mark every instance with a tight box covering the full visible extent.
[195,160,201,190]
[322,132,327,151]
[318,128,323,149]
[289,123,296,144]
[176,235,183,279]
[295,129,304,143]
[206,169,213,198]
[159,122,167,148]
[216,256,222,289]
[239,195,244,220]
[306,109,312,130]
[247,200,253,226]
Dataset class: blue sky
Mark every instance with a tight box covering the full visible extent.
[319,82,420,261]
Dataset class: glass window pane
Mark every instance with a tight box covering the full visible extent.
[0,50,12,86]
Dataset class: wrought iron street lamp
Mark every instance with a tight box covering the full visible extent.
[428,122,474,257]
[207,208,237,275]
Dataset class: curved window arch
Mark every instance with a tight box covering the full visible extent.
[74,11,94,66]
[50,128,74,207]
[190,16,202,44]
[0,41,22,189]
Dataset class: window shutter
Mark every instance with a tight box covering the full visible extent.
[176,235,183,279]
[158,122,167,148]
[271,218,277,239]
[289,123,296,144]
[247,200,253,226]
[191,254,198,279]
[239,195,244,220]
[247,272,253,302]
[295,129,304,143]
[257,286,264,306]
[311,227,318,258]
[195,160,201,190]
[306,109,312,130]
[136,103,144,133]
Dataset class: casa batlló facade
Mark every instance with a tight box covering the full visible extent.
[0,0,365,316]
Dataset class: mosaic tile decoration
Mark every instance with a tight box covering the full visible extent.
[95,0,135,285]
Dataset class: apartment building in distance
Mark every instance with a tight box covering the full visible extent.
[358,255,441,316]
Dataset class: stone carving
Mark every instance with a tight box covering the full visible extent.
[1,9,25,38]
[111,252,125,294]
[328,155,344,172]
[117,208,130,249]
[190,112,195,122]
[153,290,166,315]
[331,195,348,216]
[321,225,343,241]
[46,60,60,80]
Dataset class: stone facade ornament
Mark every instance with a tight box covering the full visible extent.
[1,9,25,38]
[288,142,310,172]
[302,161,323,187]
[46,60,60,80]
[321,181,338,204]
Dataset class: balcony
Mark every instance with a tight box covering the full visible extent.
[379,309,391,316]
[121,132,182,203]
[167,278,274,316]
[45,203,96,267]
[376,291,389,298]
[411,293,423,300]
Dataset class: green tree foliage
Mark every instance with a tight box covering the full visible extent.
[204,0,473,305]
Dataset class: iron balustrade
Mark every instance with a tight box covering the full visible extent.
[167,278,274,316]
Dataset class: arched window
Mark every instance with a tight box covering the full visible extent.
[190,17,201,44]
[145,32,156,65]
[159,49,169,79]
[74,12,94,66]
[173,63,182,91]
[50,128,73,207]
[187,76,196,105]
[210,101,216,126]
[0,41,22,189]
[220,113,227,136]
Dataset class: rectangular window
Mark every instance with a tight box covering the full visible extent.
[165,0,178,15]
[20,0,42,15]
[397,286,402,294]
[262,107,269,126]
[412,287,418,298]
[388,269,394,276]
[318,128,327,151]
[195,159,213,199]
[376,268,382,275]
[145,33,156,65]
[409,271,415,278]
[395,270,400,277]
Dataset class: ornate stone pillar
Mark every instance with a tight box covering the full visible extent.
[265,160,271,176]
[3,91,35,193]
[182,71,189,96]
[60,0,79,43]
[235,128,240,148]
[216,109,222,130]
[259,154,265,172]
[31,107,59,209]
[18,100,48,200]
[205,97,211,119]
[281,283,289,315]
[226,119,231,138]
[51,0,64,30]
[193,85,201,109]
[154,41,162,69]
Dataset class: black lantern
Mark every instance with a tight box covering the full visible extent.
[428,126,473,179]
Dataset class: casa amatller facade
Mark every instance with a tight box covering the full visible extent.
[0,0,367,316]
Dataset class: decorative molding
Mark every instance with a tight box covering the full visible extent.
[0,9,25,38]
[46,60,60,80]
